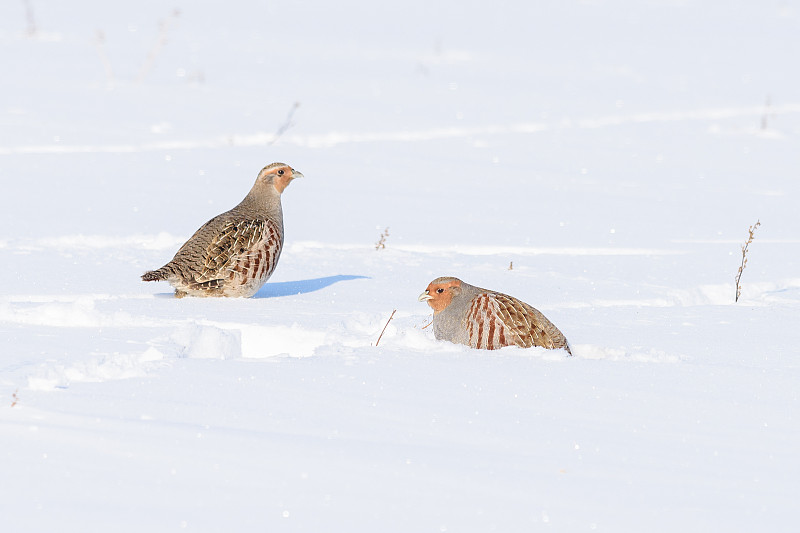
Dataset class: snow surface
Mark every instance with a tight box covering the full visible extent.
[2,1,800,531]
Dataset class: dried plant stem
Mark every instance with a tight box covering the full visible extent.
[94,30,114,85]
[375,309,397,346]
[22,0,37,36]
[136,9,180,84]
[11,389,19,407]
[268,102,301,146]
[735,219,761,302]
[761,96,772,130]
[375,227,390,250]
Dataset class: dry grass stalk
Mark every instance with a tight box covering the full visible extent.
[268,102,301,146]
[508,261,513,270]
[761,96,773,130]
[375,227,390,250]
[735,219,761,302]
[11,389,19,407]
[136,9,181,84]
[22,0,37,36]
[375,309,397,346]
[94,30,114,85]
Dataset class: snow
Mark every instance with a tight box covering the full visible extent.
[1,0,800,531]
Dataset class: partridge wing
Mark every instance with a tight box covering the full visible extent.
[228,218,283,284]
[464,293,517,350]
[467,292,570,352]
[195,219,268,283]
[484,292,570,352]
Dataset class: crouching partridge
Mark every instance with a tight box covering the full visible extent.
[419,276,571,354]
[142,162,303,298]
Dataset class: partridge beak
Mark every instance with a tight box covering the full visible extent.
[291,169,304,179]
[418,291,432,302]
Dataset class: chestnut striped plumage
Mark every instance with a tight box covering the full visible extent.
[419,276,571,354]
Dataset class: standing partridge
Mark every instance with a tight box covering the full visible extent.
[419,276,571,354]
[142,162,303,298]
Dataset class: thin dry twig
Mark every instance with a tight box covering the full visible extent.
[268,102,301,146]
[94,30,114,85]
[761,96,773,130]
[22,0,37,36]
[508,261,513,270]
[375,227,390,250]
[735,219,761,302]
[11,389,19,408]
[375,309,397,346]
[136,9,181,84]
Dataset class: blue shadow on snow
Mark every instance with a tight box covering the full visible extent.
[254,274,369,299]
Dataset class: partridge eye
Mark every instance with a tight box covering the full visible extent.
[277,169,284,176]
[436,288,444,293]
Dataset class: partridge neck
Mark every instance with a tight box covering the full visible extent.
[236,184,284,222]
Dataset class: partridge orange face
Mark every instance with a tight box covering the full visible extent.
[418,277,462,314]
[258,162,304,193]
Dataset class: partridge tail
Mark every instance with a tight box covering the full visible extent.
[142,269,167,282]
[548,325,572,356]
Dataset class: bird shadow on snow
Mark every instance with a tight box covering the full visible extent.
[150,274,369,298]
[253,274,369,298]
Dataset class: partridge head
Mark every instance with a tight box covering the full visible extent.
[141,162,303,298]
[419,276,571,354]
